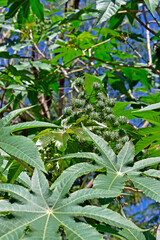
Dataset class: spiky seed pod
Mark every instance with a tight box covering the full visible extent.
[74,78,84,87]
[107,98,115,107]
[78,91,87,99]
[103,131,111,141]
[107,114,116,123]
[94,130,102,136]
[96,92,106,101]
[85,104,94,112]
[71,99,85,108]
[112,120,119,128]
[90,112,100,121]
[120,136,129,144]
[96,100,105,109]
[118,129,126,137]
[92,82,101,91]
[115,143,123,151]
[63,107,72,116]
[110,131,119,141]
[104,107,112,115]
[118,116,128,125]
[72,111,80,119]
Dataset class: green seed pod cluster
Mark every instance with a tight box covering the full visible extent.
[90,112,100,121]
[92,82,101,91]
[85,104,94,112]
[96,100,105,110]
[118,116,128,125]
[107,114,116,123]
[71,99,85,108]
[34,18,52,35]
[107,98,116,107]
[62,77,130,152]
[63,106,72,116]
[96,92,106,101]
[74,78,84,87]
[78,91,86,99]
[104,107,112,115]
[104,131,111,141]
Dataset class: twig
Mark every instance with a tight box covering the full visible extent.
[84,179,94,189]
[124,187,143,192]
[10,155,33,173]
[29,30,46,59]
[141,120,150,128]
[81,173,89,189]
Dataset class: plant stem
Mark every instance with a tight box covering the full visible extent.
[81,173,89,189]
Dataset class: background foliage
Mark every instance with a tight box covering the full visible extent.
[1,0,160,239]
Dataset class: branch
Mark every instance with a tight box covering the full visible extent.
[124,187,143,193]
[122,6,160,38]
[84,56,160,75]
[143,4,152,66]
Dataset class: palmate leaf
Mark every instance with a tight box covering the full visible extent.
[54,126,160,195]
[0,169,140,239]
[96,0,127,24]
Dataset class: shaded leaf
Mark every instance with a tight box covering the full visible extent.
[7,160,24,183]
[30,0,44,21]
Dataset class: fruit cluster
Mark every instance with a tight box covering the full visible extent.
[63,77,129,151]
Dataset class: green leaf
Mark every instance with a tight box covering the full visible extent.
[0,169,140,239]
[129,175,160,203]
[96,0,127,24]
[17,171,31,188]
[30,0,44,21]
[143,169,160,178]
[52,131,70,152]
[51,163,102,190]
[0,106,33,128]
[7,121,59,133]
[0,52,20,59]
[117,141,134,171]
[94,173,126,192]
[0,133,45,172]
[82,125,117,171]
[31,61,51,70]
[119,229,146,240]
[135,133,160,155]
[7,160,24,183]
[133,103,160,112]
[0,0,7,6]
[0,153,3,167]
[84,73,105,103]
[125,157,160,173]
[144,0,159,15]
[5,0,28,19]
